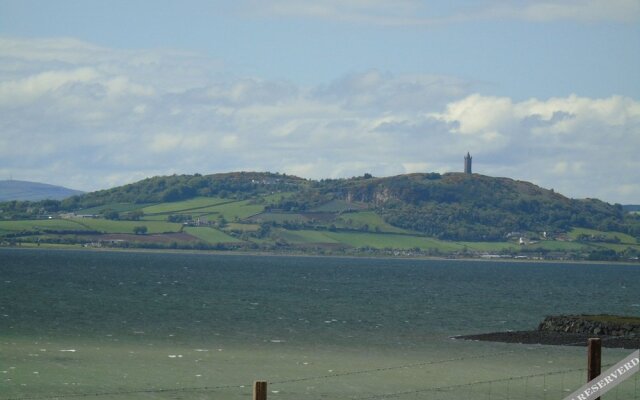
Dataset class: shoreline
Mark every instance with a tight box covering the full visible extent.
[454,331,640,349]
[1,244,639,266]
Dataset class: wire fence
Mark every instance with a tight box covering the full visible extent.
[1,337,638,400]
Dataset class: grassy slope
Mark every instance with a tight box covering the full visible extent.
[75,203,148,214]
[71,218,182,234]
[335,211,411,234]
[184,227,243,244]
[141,197,229,214]
[202,200,264,220]
[274,229,340,244]
[0,219,90,232]
[273,229,463,251]
[568,227,637,245]
[324,231,463,251]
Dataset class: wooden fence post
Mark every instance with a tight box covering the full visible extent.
[253,380,267,400]
[588,338,601,400]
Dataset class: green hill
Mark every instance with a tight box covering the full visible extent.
[1,171,639,260]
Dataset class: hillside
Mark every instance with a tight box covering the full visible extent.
[0,180,84,202]
[257,172,626,240]
[1,171,638,260]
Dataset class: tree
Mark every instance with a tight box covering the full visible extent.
[133,226,148,235]
[103,210,120,220]
[122,210,144,221]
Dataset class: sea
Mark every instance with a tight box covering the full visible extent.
[1,248,639,399]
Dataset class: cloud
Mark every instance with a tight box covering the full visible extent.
[0,37,638,203]
[503,0,640,23]
[244,0,640,26]
[429,94,640,202]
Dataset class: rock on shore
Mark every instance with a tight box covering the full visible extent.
[456,314,640,349]
[537,315,640,338]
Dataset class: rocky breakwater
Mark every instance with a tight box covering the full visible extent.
[456,314,640,349]
[538,315,640,338]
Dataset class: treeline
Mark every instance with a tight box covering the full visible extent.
[265,172,640,241]
[0,172,305,217]
[354,174,638,241]
[65,172,305,208]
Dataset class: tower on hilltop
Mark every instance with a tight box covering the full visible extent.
[464,152,472,174]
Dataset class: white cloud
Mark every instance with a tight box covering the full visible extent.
[0,37,638,203]
[244,0,640,25]
[0,67,99,105]
[430,94,640,202]
[511,0,640,23]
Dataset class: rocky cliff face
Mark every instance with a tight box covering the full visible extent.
[538,315,640,338]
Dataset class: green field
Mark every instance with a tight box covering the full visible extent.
[2,193,638,260]
[274,229,341,244]
[529,240,590,251]
[335,211,410,234]
[459,241,518,252]
[271,229,464,251]
[141,197,229,215]
[324,231,464,251]
[0,219,89,232]
[261,191,296,203]
[71,218,182,234]
[184,227,243,244]
[568,227,637,245]
[75,203,148,215]
[200,200,265,221]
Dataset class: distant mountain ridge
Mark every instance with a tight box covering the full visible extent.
[0,180,84,201]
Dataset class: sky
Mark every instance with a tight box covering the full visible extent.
[0,0,638,203]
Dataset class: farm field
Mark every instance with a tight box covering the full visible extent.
[274,229,341,244]
[2,191,638,261]
[266,229,464,251]
[458,241,518,252]
[201,200,265,221]
[75,203,148,215]
[70,218,182,234]
[3,214,637,258]
[335,211,411,234]
[568,227,637,245]
[323,231,464,251]
[184,227,243,244]
[0,218,89,232]
[142,197,229,215]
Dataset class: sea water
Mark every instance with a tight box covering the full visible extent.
[1,249,639,399]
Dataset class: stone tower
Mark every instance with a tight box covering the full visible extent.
[464,152,472,174]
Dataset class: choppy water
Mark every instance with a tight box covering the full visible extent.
[1,249,639,399]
